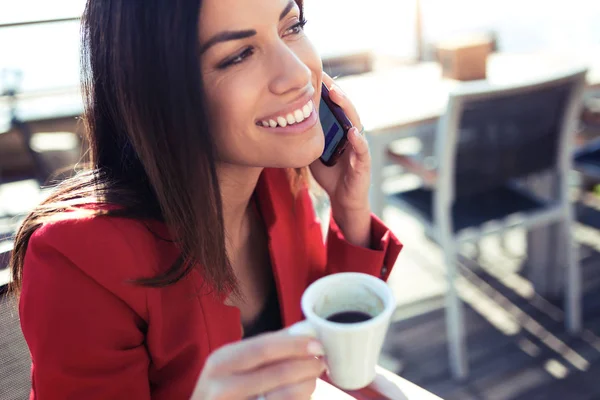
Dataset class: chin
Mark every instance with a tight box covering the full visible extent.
[280,150,322,169]
[268,140,322,168]
[293,137,325,167]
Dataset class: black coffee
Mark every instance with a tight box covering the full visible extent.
[326,311,372,324]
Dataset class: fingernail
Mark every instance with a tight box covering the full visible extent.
[353,127,361,137]
[332,84,345,96]
[307,341,325,357]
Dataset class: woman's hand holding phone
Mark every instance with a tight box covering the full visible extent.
[190,330,326,400]
[310,73,372,248]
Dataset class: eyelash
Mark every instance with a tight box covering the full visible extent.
[287,18,308,36]
[218,19,308,70]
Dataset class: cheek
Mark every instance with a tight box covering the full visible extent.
[205,75,252,124]
[204,75,258,145]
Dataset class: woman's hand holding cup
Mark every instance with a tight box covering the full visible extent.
[191,331,326,400]
[288,273,396,391]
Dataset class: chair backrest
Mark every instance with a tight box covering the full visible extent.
[436,68,588,202]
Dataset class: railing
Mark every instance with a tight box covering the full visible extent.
[0,16,80,29]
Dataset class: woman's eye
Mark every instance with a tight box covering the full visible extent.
[218,47,255,69]
[216,19,307,70]
[284,19,307,36]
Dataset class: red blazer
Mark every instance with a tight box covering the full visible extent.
[19,168,402,399]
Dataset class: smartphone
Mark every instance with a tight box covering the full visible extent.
[319,83,353,166]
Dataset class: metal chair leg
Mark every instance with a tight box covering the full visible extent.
[564,212,582,334]
[472,240,481,261]
[442,238,469,380]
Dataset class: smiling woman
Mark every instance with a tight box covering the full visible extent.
[199,0,325,169]
[9,0,402,399]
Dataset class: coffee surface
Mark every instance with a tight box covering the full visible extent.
[326,311,372,323]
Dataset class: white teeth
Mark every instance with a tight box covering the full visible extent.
[260,100,313,128]
[302,103,311,118]
[286,113,295,125]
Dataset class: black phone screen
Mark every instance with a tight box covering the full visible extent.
[319,97,345,162]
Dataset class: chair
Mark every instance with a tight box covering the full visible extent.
[574,137,600,179]
[387,68,588,379]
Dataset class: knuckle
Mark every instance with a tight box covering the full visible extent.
[272,361,296,383]
[255,342,274,360]
[206,386,225,400]
[293,337,310,353]
[204,352,221,373]
[209,382,235,400]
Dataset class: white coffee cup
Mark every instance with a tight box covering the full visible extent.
[287,272,396,390]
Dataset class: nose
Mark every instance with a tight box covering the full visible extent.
[267,43,312,96]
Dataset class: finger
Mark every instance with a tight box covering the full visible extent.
[321,71,336,89]
[346,127,371,171]
[347,127,369,158]
[206,330,324,375]
[328,84,362,131]
[266,377,320,400]
[321,71,361,130]
[232,357,326,398]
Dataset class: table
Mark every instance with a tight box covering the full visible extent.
[312,366,443,399]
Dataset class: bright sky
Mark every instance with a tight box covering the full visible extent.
[0,0,598,92]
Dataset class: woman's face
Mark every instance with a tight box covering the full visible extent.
[199,0,324,169]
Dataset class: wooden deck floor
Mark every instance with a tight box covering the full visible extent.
[381,261,600,400]
[379,204,600,400]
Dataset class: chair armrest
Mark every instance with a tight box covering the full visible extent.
[386,148,438,187]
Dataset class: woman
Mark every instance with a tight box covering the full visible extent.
[10,0,402,399]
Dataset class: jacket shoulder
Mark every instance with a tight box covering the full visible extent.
[25,213,177,315]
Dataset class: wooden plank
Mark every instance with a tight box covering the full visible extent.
[510,361,600,400]
[380,242,600,400]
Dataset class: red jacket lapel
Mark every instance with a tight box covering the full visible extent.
[255,169,306,326]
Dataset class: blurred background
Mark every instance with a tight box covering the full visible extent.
[1,1,600,399]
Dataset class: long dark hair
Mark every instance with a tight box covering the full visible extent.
[10,0,305,297]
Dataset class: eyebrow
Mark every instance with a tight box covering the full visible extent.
[279,0,295,21]
[199,0,296,54]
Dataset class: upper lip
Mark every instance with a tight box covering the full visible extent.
[256,89,315,122]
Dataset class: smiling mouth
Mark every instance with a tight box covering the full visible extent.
[256,100,315,128]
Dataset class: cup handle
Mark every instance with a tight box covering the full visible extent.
[287,320,318,338]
